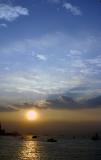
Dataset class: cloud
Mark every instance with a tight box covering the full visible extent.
[0,32,101,102]
[1,94,101,112]
[83,95,101,108]
[63,2,82,16]
[0,70,82,97]
[0,104,18,112]
[69,49,82,56]
[43,96,80,109]
[0,23,7,27]
[86,56,101,67]
[48,0,82,16]
[16,96,80,110]
[36,54,47,61]
[36,95,101,109]
[0,3,29,21]
[0,96,82,112]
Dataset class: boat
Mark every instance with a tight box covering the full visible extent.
[91,133,100,141]
[32,135,37,139]
[47,138,57,142]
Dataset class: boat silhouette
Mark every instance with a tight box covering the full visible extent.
[32,135,37,139]
[91,133,100,141]
[47,138,57,142]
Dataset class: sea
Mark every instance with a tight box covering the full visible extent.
[0,136,101,160]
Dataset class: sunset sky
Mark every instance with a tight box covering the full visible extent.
[0,0,101,134]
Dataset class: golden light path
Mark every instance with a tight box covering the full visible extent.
[26,110,38,121]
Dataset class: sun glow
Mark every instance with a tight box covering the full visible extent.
[26,110,38,121]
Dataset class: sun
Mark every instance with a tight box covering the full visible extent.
[26,110,38,121]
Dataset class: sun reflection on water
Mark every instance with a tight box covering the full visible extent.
[18,137,40,160]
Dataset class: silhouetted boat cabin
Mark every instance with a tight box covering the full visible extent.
[47,138,57,142]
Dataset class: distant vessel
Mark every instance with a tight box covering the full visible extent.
[47,138,57,142]
[32,135,37,139]
[91,133,100,141]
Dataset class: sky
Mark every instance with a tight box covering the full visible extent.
[0,0,101,133]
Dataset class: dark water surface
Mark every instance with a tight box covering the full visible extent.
[0,136,101,160]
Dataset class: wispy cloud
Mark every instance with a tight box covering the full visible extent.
[1,94,101,112]
[0,3,29,21]
[0,23,7,27]
[63,2,82,16]
[48,0,82,16]
[0,32,101,102]
[0,101,22,112]
[36,54,47,61]
[69,49,82,56]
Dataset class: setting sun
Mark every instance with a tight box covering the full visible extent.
[26,110,38,121]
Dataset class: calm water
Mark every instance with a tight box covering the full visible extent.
[0,136,101,160]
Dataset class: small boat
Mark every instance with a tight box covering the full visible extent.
[91,133,100,141]
[32,135,37,139]
[47,138,57,142]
